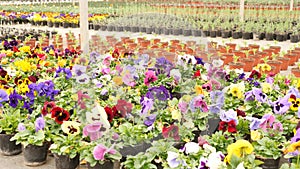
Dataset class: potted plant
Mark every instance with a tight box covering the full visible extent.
[11,116,50,166]
[229,55,245,70]
[0,93,24,156]
[49,120,82,169]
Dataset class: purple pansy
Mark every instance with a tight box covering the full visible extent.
[9,90,22,108]
[189,95,209,113]
[35,117,45,132]
[146,86,171,101]
[140,97,154,115]
[246,116,263,130]
[83,122,104,141]
[272,95,291,115]
[0,89,9,107]
[220,109,238,125]
[144,114,157,127]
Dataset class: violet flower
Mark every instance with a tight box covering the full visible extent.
[167,151,182,168]
[140,97,154,115]
[0,89,9,107]
[146,86,171,101]
[220,109,238,125]
[9,90,22,108]
[189,95,209,113]
[35,117,45,132]
[253,88,267,103]
[144,114,157,127]
[291,128,300,143]
[144,70,158,86]
[178,101,188,113]
[272,95,291,115]
[55,67,72,79]
[259,114,275,131]
[246,116,263,130]
[209,90,224,114]
[17,123,26,131]
[273,122,283,132]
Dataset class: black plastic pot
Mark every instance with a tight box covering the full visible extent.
[183,29,191,36]
[139,27,146,33]
[0,134,22,156]
[258,158,280,169]
[146,27,153,34]
[54,22,60,28]
[94,24,100,30]
[48,21,53,27]
[275,34,284,42]
[290,35,299,43]
[100,25,107,31]
[192,29,201,37]
[23,143,48,166]
[54,154,80,169]
[257,32,265,40]
[242,32,253,40]
[123,26,131,32]
[232,31,242,39]
[87,161,114,169]
[154,28,163,34]
[200,118,220,136]
[107,25,114,31]
[210,30,217,38]
[115,26,123,32]
[202,30,210,37]
[216,29,222,37]
[88,23,94,30]
[130,26,139,32]
[221,31,231,38]
[172,28,182,35]
[163,28,170,35]
[266,33,274,41]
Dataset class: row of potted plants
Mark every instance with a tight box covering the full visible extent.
[0,33,300,169]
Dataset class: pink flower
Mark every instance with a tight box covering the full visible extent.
[77,90,90,109]
[259,114,275,131]
[273,122,283,132]
[93,144,116,161]
[144,70,158,86]
[83,122,103,141]
[178,101,188,113]
[101,68,111,75]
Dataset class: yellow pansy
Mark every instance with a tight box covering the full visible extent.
[284,141,300,154]
[49,49,55,55]
[1,58,8,65]
[19,46,31,53]
[17,83,29,94]
[112,76,123,85]
[171,109,182,120]
[195,85,204,95]
[225,140,254,163]
[250,130,261,141]
[58,59,67,67]
[5,88,14,95]
[229,86,243,98]
[261,83,272,93]
[14,60,32,72]
[258,63,271,72]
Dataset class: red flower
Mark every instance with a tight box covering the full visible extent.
[162,124,180,141]
[28,75,38,83]
[13,46,19,52]
[41,101,56,116]
[112,49,119,58]
[249,70,261,79]
[77,90,90,109]
[115,100,132,117]
[51,106,70,124]
[193,70,201,79]
[218,120,237,133]
[104,106,118,122]
[0,68,7,78]
[237,109,246,117]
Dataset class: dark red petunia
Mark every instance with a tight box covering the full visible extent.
[249,70,261,79]
[218,120,237,133]
[51,106,70,124]
[193,70,201,79]
[28,76,38,83]
[162,124,180,141]
[237,109,246,117]
[42,101,56,116]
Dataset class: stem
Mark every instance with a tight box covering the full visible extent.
[297,154,299,166]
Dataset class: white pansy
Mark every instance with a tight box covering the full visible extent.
[212,59,224,68]
[203,144,216,153]
[184,142,200,154]
[236,162,245,169]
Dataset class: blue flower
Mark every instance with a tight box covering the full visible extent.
[55,67,72,79]
[146,86,171,101]
[144,114,156,127]
[35,117,45,132]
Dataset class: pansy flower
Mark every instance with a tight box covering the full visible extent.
[115,100,132,117]
[93,144,116,161]
[51,106,70,124]
[9,90,22,108]
[193,70,201,79]
[144,70,158,86]
[83,122,105,141]
[77,90,90,109]
[41,101,56,116]
[218,120,237,133]
[61,121,81,136]
[104,106,118,122]
[162,124,180,141]
[35,117,45,132]
[289,94,300,111]
[0,89,9,107]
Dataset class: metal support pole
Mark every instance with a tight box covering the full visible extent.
[79,0,89,54]
[240,0,245,22]
[290,0,294,11]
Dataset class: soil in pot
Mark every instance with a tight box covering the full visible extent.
[275,34,284,42]
[266,33,274,41]
[0,133,22,156]
[23,143,48,166]
[183,29,191,36]
[192,29,201,37]
[54,154,80,169]
[257,32,265,40]
[232,31,242,39]
[221,31,231,38]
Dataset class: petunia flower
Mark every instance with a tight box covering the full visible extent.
[51,106,70,124]
[144,70,158,86]
[61,121,81,135]
[83,122,103,141]
[93,144,116,161]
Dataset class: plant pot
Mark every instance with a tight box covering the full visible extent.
[267,60,282,74]
[266,33,274,41]
[123,26,131,32]
[257,32,265,40]
[290,35,299,43]
[257,157,280,169]
[291,68,300,77]
[100,25,107,31]
[242,32,253,40]
[23,143,48,166]
[210,30,217,38]
[221,30,231,38]
[183,29,191,36]
[54,153,80,169]
[87,161,116,169]
[63,22,70,28]
[139,27,146,33]
[94,24,100,30]
[229,62,245,70]
[130,26,139,32]
[146,27,153,34]
[120,142,152,157]
[275,34,284,42]
[241,58,254,72]
[48,21,54,27]
[192,29,201,37]
[202,30,210,37]
[232,31,242,39]
[54,22,60,28]
[200,118,220,136]
[172,28,182,35]
[116,26,123,32]
[0,133,22,156]
[154,28,163,34]
[107,25,114,31]
[163,28,170,35]
[277,57,290,70]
